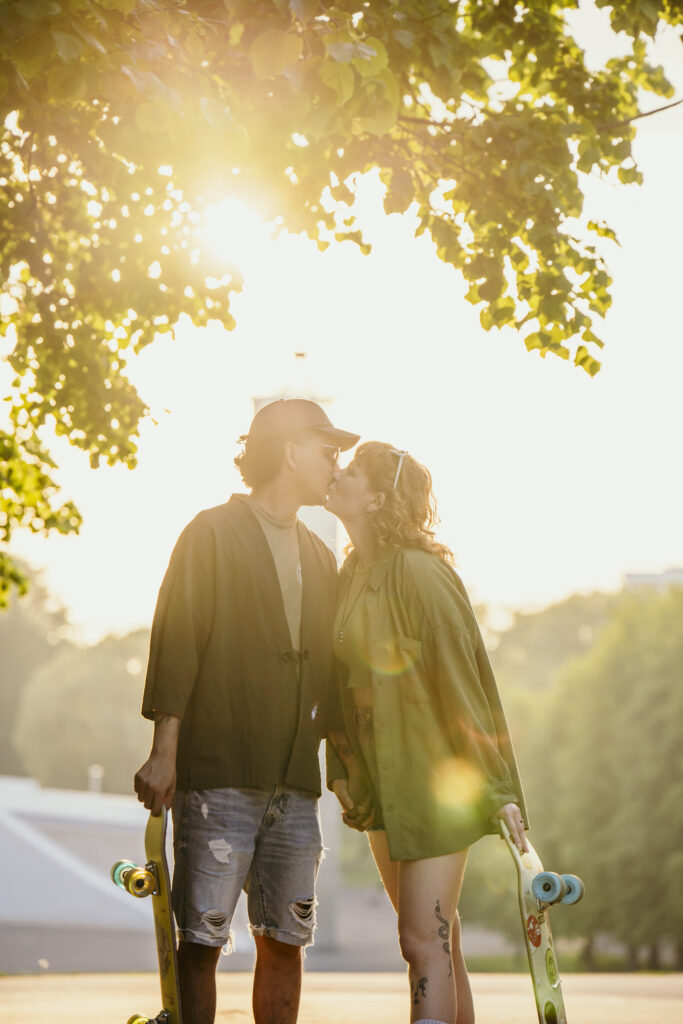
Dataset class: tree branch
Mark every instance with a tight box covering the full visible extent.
[597,97,683,132]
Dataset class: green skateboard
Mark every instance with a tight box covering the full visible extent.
[111,807,182,1024]
[499,820,584,1024]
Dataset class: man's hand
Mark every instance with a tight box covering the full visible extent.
[331,776,375,832]
[134,752,176,816]
[492,802,529,853]
[134,713,180,816]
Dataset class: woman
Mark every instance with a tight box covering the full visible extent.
[326,442,529,1024]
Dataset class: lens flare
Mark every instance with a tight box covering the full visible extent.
[364,637,421,677]
[432,757,485,812]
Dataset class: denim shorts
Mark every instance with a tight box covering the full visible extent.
[171,785,323,950]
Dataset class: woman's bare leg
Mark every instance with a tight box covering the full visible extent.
[368,829,399,911]
[368,831,472,1024]
[451,910,474,1024]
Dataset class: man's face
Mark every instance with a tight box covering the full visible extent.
[290,434,340,506]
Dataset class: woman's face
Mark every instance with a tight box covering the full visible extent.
[325,458,378,521]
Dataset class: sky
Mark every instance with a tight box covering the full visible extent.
[5,4,683,644]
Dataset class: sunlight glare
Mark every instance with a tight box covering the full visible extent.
[201,196,272,271]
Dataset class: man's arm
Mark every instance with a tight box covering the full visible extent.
[328,729,375,830]
[134,713,181,816]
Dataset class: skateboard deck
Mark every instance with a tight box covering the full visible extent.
[111,807,182,1024]
[499,820,584,1024]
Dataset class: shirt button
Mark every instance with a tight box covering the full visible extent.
[386,804,394,812]
[378,720,385,727]
[382,764,389,770]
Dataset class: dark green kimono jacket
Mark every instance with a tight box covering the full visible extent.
[142,495,339,796]
[327,546,528,860]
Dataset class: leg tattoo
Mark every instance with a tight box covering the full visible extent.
[412,976,428,1004]
[434,900,452,977]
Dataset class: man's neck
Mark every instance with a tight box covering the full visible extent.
[250,483,300,522]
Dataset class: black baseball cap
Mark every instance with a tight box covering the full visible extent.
[243,399,360,451]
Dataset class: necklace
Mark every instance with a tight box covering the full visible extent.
[337,571,369,644]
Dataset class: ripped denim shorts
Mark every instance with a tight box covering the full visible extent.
[171,785,323,950]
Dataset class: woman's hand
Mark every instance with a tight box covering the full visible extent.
[331,777,376,832]
[493,802,529,854]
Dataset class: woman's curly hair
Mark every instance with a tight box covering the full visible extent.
[353,441,454,564]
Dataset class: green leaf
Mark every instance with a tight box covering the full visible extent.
[617,165,643,185]
[587,220,620,245]
[290,0,319,24]
[574,346,601,376]
[99,0,139,13]
[18,0,62,18]
[249,29,302,78]
[47,63,87,100]
[318,60,354,104]
[53,31,84,62]
[325,40,356,62]
[200,96,232,130]
[394,29,416,49]
[383,168,413,215]
[352,37,388,78]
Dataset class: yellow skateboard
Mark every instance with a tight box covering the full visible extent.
[499,820,584,1024]
[111,807,183,1024]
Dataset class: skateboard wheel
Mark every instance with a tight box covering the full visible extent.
[111,860,137,888]
[111,860,155,897]
[560,873,585,905]
[124,866,156,898]
[127,1016,150,1024]
[532,871,567,905]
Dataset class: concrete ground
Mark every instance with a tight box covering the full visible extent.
[1,971,682,1023]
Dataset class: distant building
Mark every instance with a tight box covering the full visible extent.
[624,568,683,588]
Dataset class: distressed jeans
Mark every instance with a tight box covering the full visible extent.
[171,785,323,949]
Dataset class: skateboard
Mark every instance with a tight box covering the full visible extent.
[111,806,183,1024]
[499,820,584,1024]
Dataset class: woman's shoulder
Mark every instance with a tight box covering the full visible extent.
[397,546,462,586]
[396,548,474,630]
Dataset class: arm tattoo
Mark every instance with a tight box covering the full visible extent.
[155,713,177,727]
[328,729,354,763]
[435,900,453,977]
[411,976,428,1004]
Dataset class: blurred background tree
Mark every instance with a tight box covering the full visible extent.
[0,561,70,773]
[13,626,151,793]
[497,584,683,971]
[1,0,682,598]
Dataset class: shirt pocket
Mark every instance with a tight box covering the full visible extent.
[395,636,431,702]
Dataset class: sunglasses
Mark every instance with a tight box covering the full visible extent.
[319,443,341,464]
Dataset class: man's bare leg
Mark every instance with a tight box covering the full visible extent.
[177,940,221,1024]
[253,935,302,1024]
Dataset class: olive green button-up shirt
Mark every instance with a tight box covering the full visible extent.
[142,495,339,796]
[327,546,528,861]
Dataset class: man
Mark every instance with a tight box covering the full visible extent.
[134,399,359,1024]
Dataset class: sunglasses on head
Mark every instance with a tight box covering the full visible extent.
[390,449,408,489]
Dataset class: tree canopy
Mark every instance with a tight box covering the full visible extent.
[505,584,683,968]
[1,0,682,599]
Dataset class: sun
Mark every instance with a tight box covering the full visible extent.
[200,196,273,272]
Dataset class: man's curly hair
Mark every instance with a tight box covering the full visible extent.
[353,441,453,564]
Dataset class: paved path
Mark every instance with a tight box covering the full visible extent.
[1,971,682,1022]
